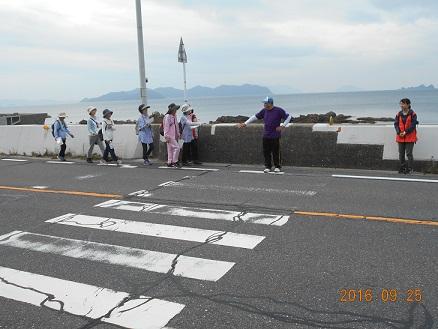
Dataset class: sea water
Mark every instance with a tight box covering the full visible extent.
[1,89,437,124]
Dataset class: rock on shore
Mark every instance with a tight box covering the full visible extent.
[211,112,394,124]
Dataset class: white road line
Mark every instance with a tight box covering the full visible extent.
[238,170,285,175]
[46,213,264,249]
[31,186,49,189]
[129,190,152,197]
[46,161,75,164]
[0,231,235,281]
[158,181,176,187]
[332,174,438,184]
[158,166,219,172]
[164,181,316,197]
[120,164,138,169]
[96,199,289,226]
[1,158,28,162]
[0,265,184,329]
[76,174,101,180]
[97,163,138,168]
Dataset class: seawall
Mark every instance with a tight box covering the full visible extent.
[0,124,437,171]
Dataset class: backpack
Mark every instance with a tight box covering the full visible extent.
[51,120,66,138]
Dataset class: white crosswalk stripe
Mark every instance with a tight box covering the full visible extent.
[0,231,235,282]
[1,158,28,162]
[158,166,219,172]
[95,199,289,226]
[46,160,75,164]
[46,213,265,249]
[0,266,185,329]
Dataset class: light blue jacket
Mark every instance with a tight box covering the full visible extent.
[54,120,72,140]
[87,117,100,136]
[137,115,154,144]
[180,115,194,143]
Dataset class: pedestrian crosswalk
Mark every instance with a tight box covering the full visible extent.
[0,231,234,282]
[0,266,185,329]
[46,213,265,249]
[0,195,289,328]
[95,199,289,226]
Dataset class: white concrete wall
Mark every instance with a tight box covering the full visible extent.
[1,124,437,161]
[0,125,144,159]
[313,124,438,160]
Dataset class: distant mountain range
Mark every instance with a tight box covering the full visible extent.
[81,84,272,102]
[399,84,435,91]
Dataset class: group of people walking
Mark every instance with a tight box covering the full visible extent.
[52,96,419,173]
[52,102,202,167]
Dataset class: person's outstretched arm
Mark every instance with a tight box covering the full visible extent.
[281,113,293,127]
[239,109,264,128]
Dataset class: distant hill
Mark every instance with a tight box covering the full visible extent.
[400,84,436,91]
[81,84,273,102]
[81,89,164,102]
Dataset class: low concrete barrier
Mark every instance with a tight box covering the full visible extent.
[0,123,437,170]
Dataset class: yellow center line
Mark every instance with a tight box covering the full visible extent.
[294,211,438,227]
[0,185,123,199]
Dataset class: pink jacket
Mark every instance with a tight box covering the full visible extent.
[163,114,180,140]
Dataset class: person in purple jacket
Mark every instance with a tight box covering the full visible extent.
[239,96,293,173]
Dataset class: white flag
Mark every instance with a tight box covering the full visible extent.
[178,37,187,63]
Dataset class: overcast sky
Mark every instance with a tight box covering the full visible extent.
[1,0,437,101]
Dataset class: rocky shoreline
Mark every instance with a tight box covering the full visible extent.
[212,112,394,124]
[79,111,394,125]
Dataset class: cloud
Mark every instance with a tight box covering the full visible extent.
[0,0,437,99]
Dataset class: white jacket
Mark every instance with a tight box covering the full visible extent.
[102,118,115,141]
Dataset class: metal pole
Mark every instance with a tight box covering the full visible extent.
[135,0,147,105]
[183,62,187,103]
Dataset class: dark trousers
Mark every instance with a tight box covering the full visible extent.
[182,140,199,163]
[398,142,414,169]
[263,137,281,169]
[59,139,66,157]
[103,140,118,162]
[142,143,154,160]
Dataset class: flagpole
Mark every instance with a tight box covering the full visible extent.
[178,37,188,104]
[183,62,187,103]
[135,0,147,105]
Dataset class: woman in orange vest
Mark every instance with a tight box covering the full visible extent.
[394,98,418,174]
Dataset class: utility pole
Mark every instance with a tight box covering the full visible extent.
[135,0,147,105]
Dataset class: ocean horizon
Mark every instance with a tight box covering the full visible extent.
[1,89,438,124]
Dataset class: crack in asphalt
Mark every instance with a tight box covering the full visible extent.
[0,276,65,312]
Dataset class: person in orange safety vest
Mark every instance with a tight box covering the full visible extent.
[394,98,418,174]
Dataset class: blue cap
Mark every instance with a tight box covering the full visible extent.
[262,96,274,105]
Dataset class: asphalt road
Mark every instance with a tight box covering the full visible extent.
[0,156,437,329]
